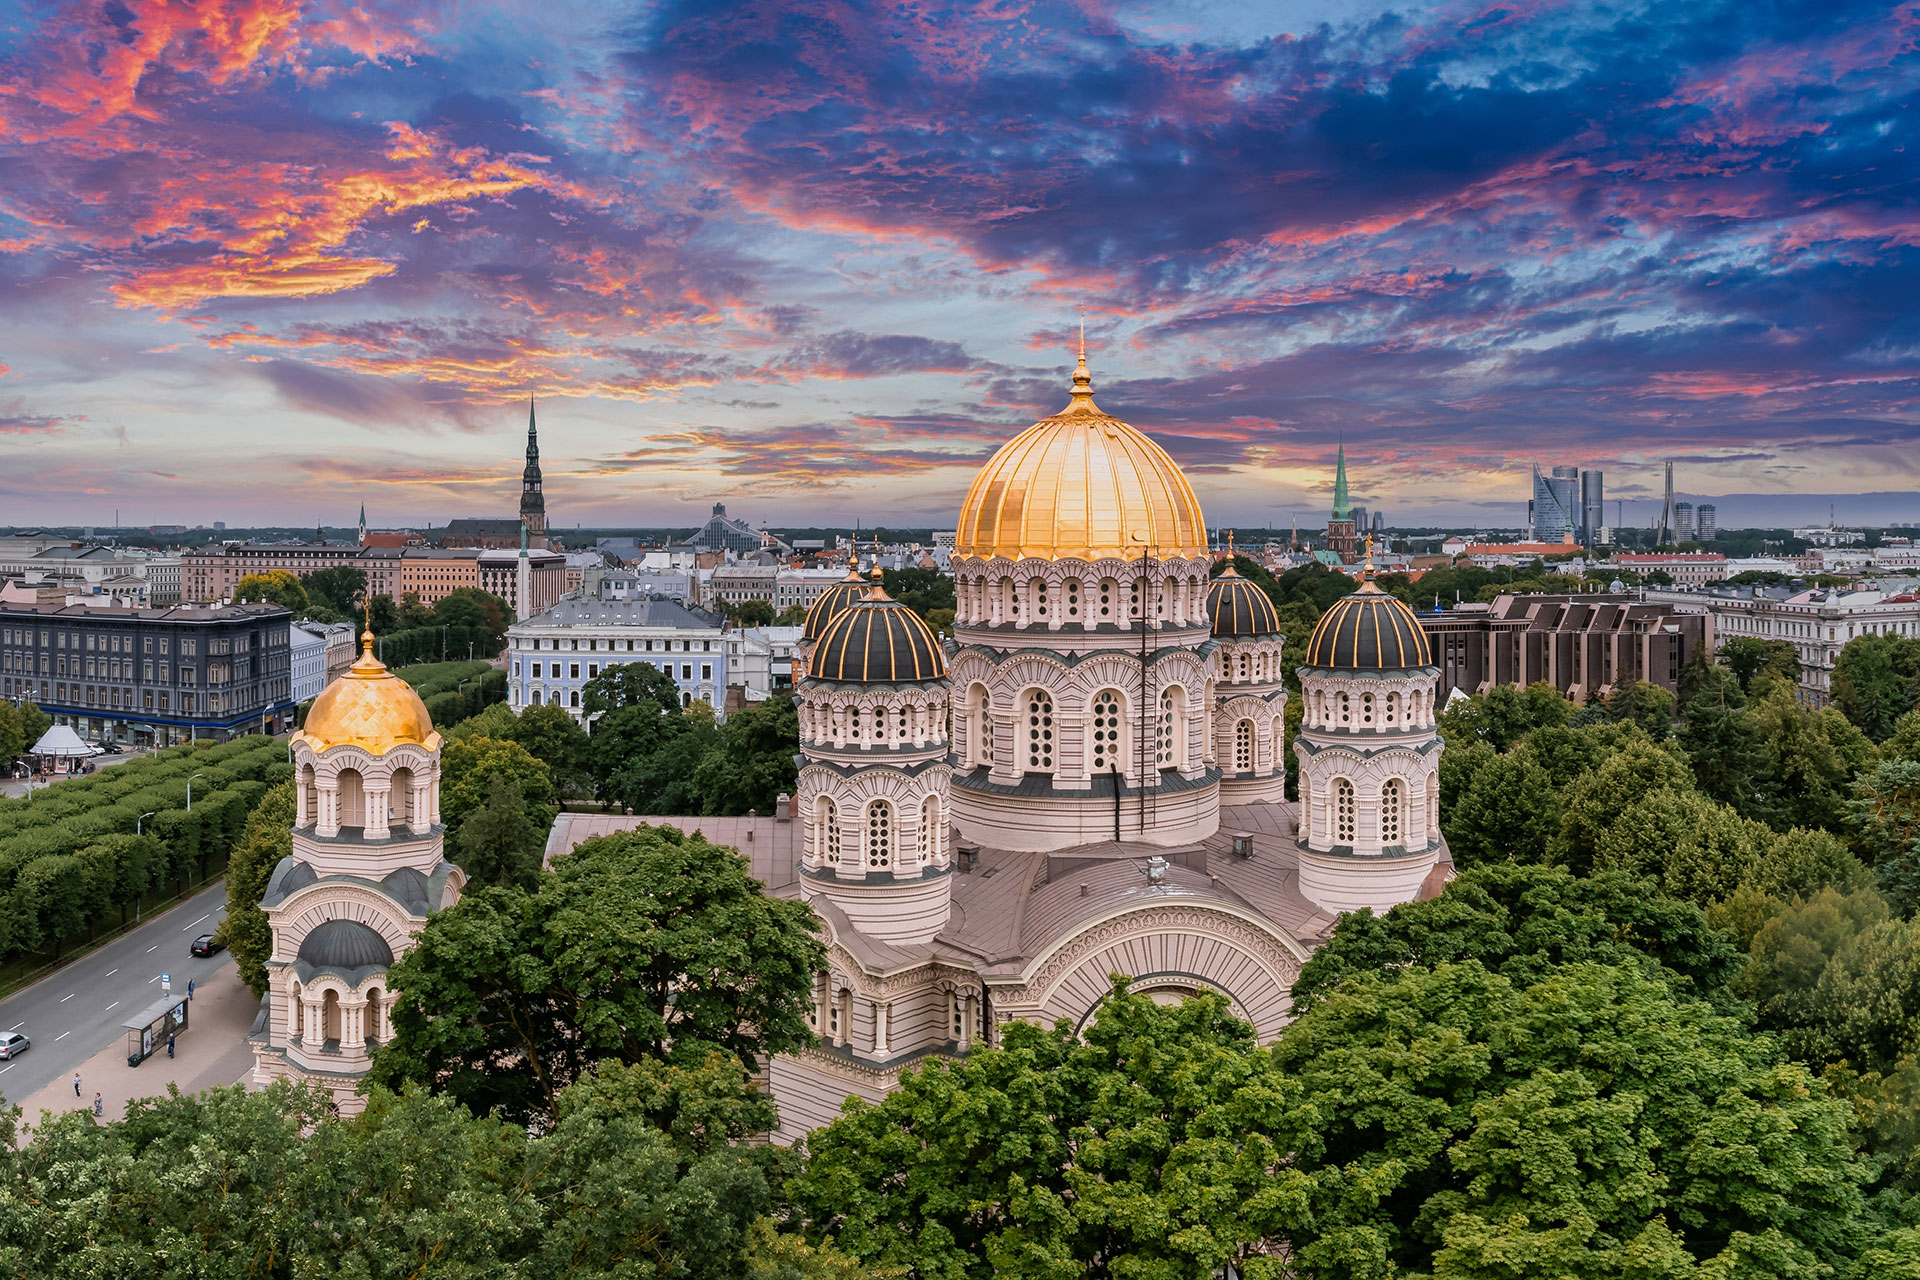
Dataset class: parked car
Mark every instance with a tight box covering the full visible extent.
[0,1032,28,1060]
[190,934,223,958]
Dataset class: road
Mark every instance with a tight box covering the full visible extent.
[0,882,234,1105]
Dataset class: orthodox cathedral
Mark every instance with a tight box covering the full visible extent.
[254,353,1453,1132]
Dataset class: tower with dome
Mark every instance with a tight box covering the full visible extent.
[247,630,465,1112]
[546,352,1455,1139]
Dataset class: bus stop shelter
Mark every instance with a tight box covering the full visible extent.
[123,993,189,1066]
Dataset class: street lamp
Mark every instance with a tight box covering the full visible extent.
[187,771,204,813]
[137,811,156,835]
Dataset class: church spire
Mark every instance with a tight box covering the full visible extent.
[1330,440,1351,521]
[520,396,547,544]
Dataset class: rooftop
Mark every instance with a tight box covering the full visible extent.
[515,596,724,630]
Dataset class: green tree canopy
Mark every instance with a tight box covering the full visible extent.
[1720,635,1802,694]
[693,695,800,815]
[507,703,592,796]
[1832,632,1920,741]
[453,773,544,888]
[439,735,556,837]
[234,569,309,613]
[582,658,683,718]
[432,586,515,638]
[300,564,367,615]
[220,780,294,995]
[372,825,824,1128]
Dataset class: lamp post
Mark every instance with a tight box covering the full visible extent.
[187,771,204,813]
[137,811,156,835]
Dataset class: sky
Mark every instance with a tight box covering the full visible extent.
[2,0,1918,535]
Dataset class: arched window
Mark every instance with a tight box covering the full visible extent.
[300,763,317,827]
[1334,779,1356,844]
[1271,715,1284,767]
[365,986,383,1045]
[866,800,892,869]
[816,797,839,864]
[1428,770,1440,834]
[570,688,580,707]
[336,767,365,829]
[321,989,342,1042]
[1336,692,1351,726]
[390,766,415,829]
[1157,687,1185,769]
[1384,692,1400,726]
[1360,692,1374,726]
[920,794,940,865]
[969,684,993,767]
[1380,778,1404,846]
[1090,689,1124,773]
[1025,689,1055,771]
[1098,579,1116,620]
[1234,720,1254,772]
[1031,577,1048,623]
[1064,579,1081,620]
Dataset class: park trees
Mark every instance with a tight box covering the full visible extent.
[1832,632,1920,741]
[234,569,309,613]
[1720,635,1801,694]
[439,735,555,837]
[506,703,592,797]
[300,564,367,616]
[453,773,544,889]
[220,780,294,995]
[372,825,823,1128]
[692,694,800,815]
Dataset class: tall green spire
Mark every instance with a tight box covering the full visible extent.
[1330,441,1351,521]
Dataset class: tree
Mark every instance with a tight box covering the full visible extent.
[1592,786,1773,905]
[398,590,434,629]
[1748,687,1878,833]
[773,604,809,626]
[444,700,519,742]
[1679,674,1762,813]
[221,781,294,995]
[1555,738,1694,874]
[301,564,367,615]
[1606,679,1677,739]
[434,587,515,638]
[1268,962,1862,1279]
[728,598,777,628]
[454,774,544,888]
[439,736,556,836]
[234,569,309,613]
[373,825,824,1128]
[14,855,89,959]
[793,982,1280,1280]
[1832,633,1920,741]
[366,592,400,634]
[878,567,955,624]
[582,659,683,718]
[1847,758,1920,914]
[1445,751,1557,866]
[1291,862,1743,1013]
[1720,636,1801,694]
[693,695,799,815]
[508,703,592,796]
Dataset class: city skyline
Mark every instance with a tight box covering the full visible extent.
[3,0,1917,528]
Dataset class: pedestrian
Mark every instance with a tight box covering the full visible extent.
[167,1033,175,1059]
[91,1092,102,1119]
[72,1072,81,1097]
[187,978,194,1001]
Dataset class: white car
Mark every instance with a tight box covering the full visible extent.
[0,1032,28,1060]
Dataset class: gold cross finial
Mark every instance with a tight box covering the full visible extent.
[1227,528,1236,557]
[1363,533,1376,578]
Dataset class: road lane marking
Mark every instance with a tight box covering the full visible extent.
[0,1064,11,1073]
[182,914,209,930]
[5,1024,19,1031]
[148,974,160,983]
[59,993,73,1003]
[54,1032,69,1041]
[104,969,116,977]
[105,1002,118,1012]
[145,946,157,954]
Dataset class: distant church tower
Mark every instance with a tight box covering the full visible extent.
[1325,443,1356,564]
[250,631,464,1114]
[521,398,548,548]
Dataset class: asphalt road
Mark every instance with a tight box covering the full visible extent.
[0,882,234,1105]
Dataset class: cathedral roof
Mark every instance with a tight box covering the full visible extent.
[295,630,440,756]
[954,354,1207,563]
[1207,565,1282,638]
[808,586,947,684]
[803,562,870,641]
[1302,571,1432,671]
[296,918,393,970]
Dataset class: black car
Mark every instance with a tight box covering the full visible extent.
[190,934,223,957]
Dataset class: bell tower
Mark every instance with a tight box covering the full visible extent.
[520,397,547,547]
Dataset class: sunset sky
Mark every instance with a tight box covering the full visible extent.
[2,0,1917,534]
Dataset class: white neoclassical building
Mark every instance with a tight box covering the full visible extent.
[547,353,1453,1139]
[249,631,464,1113]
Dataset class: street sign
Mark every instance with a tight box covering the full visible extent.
[160,972,171,994]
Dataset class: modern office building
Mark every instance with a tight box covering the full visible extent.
[0,599,295,745]
[1580,470,1604,545]
[505,596,730,717]
[685,503,785,555]
[1528,465,1582,543]
[1696,504,1717,541]
[1420,593,1710,704]
[1674,501,1695,541]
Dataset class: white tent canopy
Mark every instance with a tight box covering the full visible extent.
[30,724,97,758]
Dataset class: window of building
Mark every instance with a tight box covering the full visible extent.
[919,794,939,865]
[1234,719,1254,772]
[1090,690,1123,773]
[701,663,712,681]
[1024,689,1054,770]
[681,664,693,680]
[817,797,839,864]
[1381,778,1404,846]
[866,800,892,869]
[570,689,580,707]
[1334,779,1356,844]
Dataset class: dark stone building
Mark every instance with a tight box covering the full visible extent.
[1418,593,1711,705]
[0,600,295,746]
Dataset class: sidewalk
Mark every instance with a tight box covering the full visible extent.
[13,958,259,1132]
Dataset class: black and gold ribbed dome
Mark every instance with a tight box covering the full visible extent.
[1207,566,1281,638]
[803,564,869,642]
[1302,579,1432,671]
[809,587,947,684]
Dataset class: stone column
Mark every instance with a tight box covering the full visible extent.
[365,787,390,839]
[317,783,339,837]
[873,1000,890,1055]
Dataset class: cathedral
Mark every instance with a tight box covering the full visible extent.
[257,354,1453,1130]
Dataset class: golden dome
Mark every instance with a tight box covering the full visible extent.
[295,631,441,756]
[955,355,1207,562]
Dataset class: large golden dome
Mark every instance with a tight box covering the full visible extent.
[955,355,1207,562]
[295,631,441,756]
